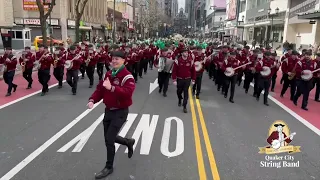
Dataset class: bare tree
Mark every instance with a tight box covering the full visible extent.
[35,0,56,46]
[75,0,89,42]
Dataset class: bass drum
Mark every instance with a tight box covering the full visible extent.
[65,60,73,70]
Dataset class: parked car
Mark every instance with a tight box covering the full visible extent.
[34,36,63,46]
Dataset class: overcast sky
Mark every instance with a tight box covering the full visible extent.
[178,0,185,10]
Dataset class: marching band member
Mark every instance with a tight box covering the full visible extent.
[37,46,53,96]
[157,48,174,97]
[280,50,299,100]
[280,48,293,84]
[172,48,196,113]
[221,51,240,103]
[64,45,83,95]
[216,46,229,92]
[138,44,147,78]
[192,46,205,99]
[314,54,320,102]
[19,46,35,89]
[149,43,157,70]
[87,50,135,179]
[237,46,250,86]
[255,51,276,106]
[124,44,134,73]
[1,48,18,96]
[270,52,280,92]
[85,44,98,88]
[293,51,317,110]
[53,47,65,88]
[96,45,105,81]
[80,43,88,79]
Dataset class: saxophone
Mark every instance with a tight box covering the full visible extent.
[21,51,28,72]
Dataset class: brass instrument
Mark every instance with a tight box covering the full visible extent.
[21,51,28,72]
[86,50,94,66]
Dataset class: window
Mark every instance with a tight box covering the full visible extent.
[25,31,30,39]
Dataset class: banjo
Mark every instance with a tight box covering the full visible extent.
[301,68,320,81]
[225,62,252,77]
[65,53,81,70]
[260,66,272,77]
[194,60,205,72]
[271,132,296,150]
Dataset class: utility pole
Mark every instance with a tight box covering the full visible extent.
[112,0,116,43]
[43,0,55,52]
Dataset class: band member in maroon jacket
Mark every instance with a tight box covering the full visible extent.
[192,46,205,99]
[65,45,83,95]
[138,44,147,78]
[221,52,241,103]
[280,50,299,100]
[96,45,106,80]
[255,51,276,106]
[314,54,320,102]
[79,43,88,79]
[270,52,280,92]
[38,46,54,96]
[53,46,66,88]
[172,49,196,113]
[2,48,18,96]
[293,51,317,110]
[280,48,293,84]
[85,44,98,88]
[19,46,35,89]
[87,51,135,179]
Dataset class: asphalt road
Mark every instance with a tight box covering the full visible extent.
[0,69,320,180]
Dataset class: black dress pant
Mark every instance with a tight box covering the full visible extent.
[294,80,312,108]
[271,73,277,90]
[224,75,237,100]
[53,66,64,87]
[209,63,216,80]
[237,70,244,86]
[148,58,154,69]
[38,69,50,93]
[126,64,133,74]
[253,73,259,96]
[80,63,86,78]
[243,70,254,92]
[132,62,139,81]
[216,68,225,90]
[257,77,271,103]
[280,74,296,100]
[139,58,148,76]
[177,78,191,107]
[158,71,171,94]
[23,68,33,87]
[192,73,203,95]
[103,108,129,169]
[66,69,79,93]
[4,70,17,93]
[314,78,320,100]
[86,66,95,86]
[97,63,104,80]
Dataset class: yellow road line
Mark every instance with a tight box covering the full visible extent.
[189,89,207,180]
[195,98,221,180]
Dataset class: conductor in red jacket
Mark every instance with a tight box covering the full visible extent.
[87,50,136,179]
[172,48,196,113]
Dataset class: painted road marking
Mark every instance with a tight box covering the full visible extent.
[0,101,103,180]
[195,97,220,180]
[57,114,105,152]
[189,89,207,180]
[57,113,185,158]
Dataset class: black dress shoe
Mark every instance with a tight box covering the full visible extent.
[95,168,113,179]
[264,102,269,106]
[302,107,308,111]
[5,93,11,97]
[229,99,234,103]
[163,93,167,97]
[196,95,200,99]
[178,100,182,107]
[315,99,320,102]
[58,86,62,89]
[127,138,135,158]
[293,101,297,106]
[13,85,18,92]
[159,88,162,93]
[183,108,188,113]
[73,92,76,95]
[89,85,93,88]
[26,86,32,89]
[41,92,45,96]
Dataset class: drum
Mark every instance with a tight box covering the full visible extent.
[224,67,235,77]
[33,61,41,70]
[260,66,271,77]
[64,60,73,70]
[301,70,313,81]
[194,61,203,72]
[0,64,7,73]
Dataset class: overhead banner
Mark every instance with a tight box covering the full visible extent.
[214,0,226,8]
[226,0,236,20]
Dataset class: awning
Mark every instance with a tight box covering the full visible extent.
[79,26,92,30]
[297,10,320,19]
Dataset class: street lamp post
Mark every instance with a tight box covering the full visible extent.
[43,0,55,52]
[210,6,216,39]
[268,7,279,48]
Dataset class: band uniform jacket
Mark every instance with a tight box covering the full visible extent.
[39,53,54,70]
[64,53,83,70]
[89,68,135,110]
[86,51,98,67]
[255,58,276,79]
[3,54,17,71]
[295,58,317,80]
[172,56,196,82]
[19,52,35,69]
[281,56,297,74]
[125,51,135,66]
[221,58,241,74]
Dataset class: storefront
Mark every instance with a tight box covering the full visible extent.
[13,18,61,42]
[67,20,92,42]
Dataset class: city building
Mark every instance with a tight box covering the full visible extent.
[172,0,179,18]
[173,8,188,35]
[0,0,14,48]
[205,0,226,38]
[12,0,109,47]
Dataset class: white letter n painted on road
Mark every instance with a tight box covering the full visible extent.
[57,114,105,152]
[125,114,159,155]
[161,117,184,158]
